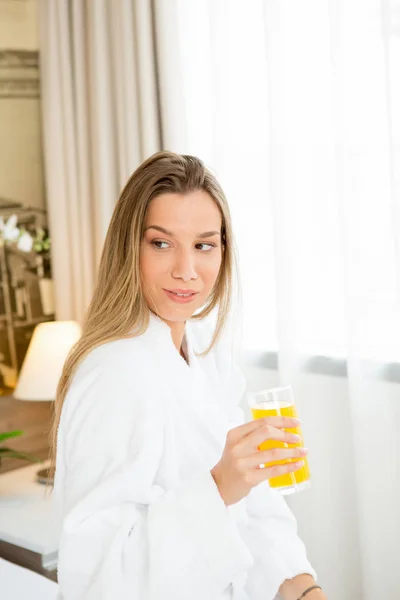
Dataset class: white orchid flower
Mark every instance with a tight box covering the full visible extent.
[1,214,20,242]
[17,230,34,252]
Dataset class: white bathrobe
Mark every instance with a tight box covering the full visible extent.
[53,311,316,600]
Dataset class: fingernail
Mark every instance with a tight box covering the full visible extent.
[294,460,305,467]
[291,418,302,424]
[291,434,302,442]
[299,447,308,455]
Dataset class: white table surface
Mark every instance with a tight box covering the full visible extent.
[0,460,59,556]
[0,557,58,600]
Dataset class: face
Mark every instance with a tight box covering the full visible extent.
[140,190,223,324]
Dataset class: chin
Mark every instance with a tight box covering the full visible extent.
[156,302,202,323]
[160,308,195,322]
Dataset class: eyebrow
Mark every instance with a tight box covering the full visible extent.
[144,225,221,239]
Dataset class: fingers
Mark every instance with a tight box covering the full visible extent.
[226,418,271,445]
[238,423,301,455]
[227,416,300,446]
[249,416,300,432]
[252,459,305,485]
[245,446,308,469]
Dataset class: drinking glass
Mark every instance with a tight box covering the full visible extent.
[247,385,310,495]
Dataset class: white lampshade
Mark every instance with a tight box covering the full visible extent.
[13,321,82,401]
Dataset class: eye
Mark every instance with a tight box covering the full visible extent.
[195,243,217,251]
[151,240,170,249]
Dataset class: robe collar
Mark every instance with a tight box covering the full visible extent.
[146,310,195,369]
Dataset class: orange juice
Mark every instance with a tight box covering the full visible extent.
[250,404,310,490]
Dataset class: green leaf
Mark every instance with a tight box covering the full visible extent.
[0,430,23,442]
[0,449,43,463]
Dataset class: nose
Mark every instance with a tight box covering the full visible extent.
[172,248,198,282]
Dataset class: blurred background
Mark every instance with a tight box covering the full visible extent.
[0,1,400,598]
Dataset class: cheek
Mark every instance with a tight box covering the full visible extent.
[139,246,158,282]
[201,255,222,284]
[140,247,171,288]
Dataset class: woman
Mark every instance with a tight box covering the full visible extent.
[51,151,326,600]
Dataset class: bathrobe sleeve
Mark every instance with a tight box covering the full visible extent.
[55,349,253,600]
[219,351,317,600]
[243,481,317,600]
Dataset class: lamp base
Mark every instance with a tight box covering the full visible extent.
[36,467,54,486]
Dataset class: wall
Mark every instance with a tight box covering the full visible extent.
[0,0,38,47]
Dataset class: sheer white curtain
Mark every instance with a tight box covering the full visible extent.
[157,1,400,598]
[38,0,161,323]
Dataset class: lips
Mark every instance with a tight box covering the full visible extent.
[166,289,198,295]
[167,290,196,297]
[163,289,198,303]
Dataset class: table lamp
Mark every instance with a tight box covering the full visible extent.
[13,320,82,484]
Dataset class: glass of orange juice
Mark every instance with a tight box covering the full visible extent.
[247,385,310,495]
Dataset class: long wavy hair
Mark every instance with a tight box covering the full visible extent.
[48,151,241,484]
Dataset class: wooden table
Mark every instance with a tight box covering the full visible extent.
[0,394,53,475]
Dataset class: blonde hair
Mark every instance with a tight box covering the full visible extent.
[48,151,240,484]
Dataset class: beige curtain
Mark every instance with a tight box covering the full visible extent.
[38,0,161,323]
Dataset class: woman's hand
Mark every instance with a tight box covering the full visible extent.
[279,574,327,600]
[211,417,308,506]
